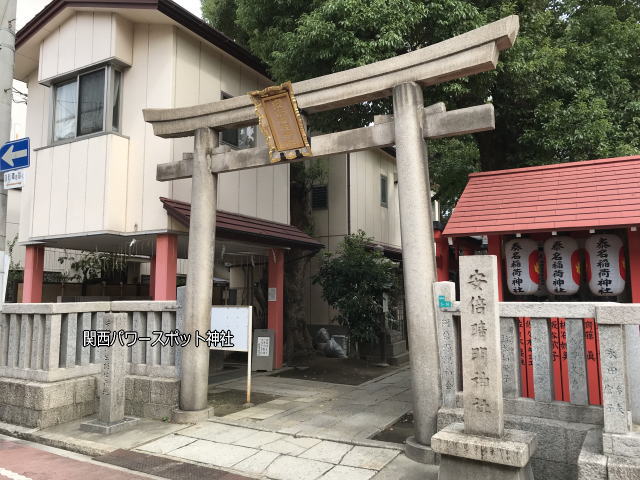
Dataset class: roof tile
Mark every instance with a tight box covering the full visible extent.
[160,197,323,250]
[444,155,640,236]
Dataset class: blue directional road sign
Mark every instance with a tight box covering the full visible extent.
[0,138,30,172]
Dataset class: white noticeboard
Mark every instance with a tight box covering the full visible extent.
[4,170,25,189]
[210,306,253,404]
[257,337,270,357]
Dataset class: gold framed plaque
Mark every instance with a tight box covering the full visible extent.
[249,82,312,163]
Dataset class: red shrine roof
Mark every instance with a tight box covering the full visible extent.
[161,198,323,250]
[443,155,640,237]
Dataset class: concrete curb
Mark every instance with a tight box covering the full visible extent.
[359,366,410,387]
[0,421,114,458]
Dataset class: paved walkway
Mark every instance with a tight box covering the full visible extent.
[1,368,437,480]
[129,367,437,479]
[212,367,412,442]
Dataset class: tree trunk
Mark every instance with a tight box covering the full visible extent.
[474,131,506,172]
[284,248,315,364]
[284,162,316,364]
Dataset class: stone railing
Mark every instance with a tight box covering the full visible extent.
[0,301,179,383]
[436,281,640,427]
[434,282,638,418]
[116,301,181,379]
[594,304,640,456]
[0,303,110,382]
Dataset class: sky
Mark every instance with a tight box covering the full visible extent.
[10,0,203,139]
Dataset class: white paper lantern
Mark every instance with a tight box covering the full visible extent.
[585,234,626,297]
[505,238,541,295]
[544,236,580,295]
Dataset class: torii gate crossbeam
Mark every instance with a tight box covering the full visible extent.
[143,15,519,463]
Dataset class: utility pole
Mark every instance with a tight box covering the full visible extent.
[0,0,16,301]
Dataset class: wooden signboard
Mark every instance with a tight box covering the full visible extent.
[249,82,312,163]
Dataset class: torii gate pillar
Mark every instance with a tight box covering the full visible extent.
[173,128,217,422]
[143,12,519,445]
[393,83,441,459]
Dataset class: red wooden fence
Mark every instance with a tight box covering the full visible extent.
[517,317,602,404]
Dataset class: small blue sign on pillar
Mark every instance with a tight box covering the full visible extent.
[0,138,30,172]
[438,295,452,308]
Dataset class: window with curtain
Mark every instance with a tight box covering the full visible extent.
[77,69,105,136]
[112,70,122,132]
[53,81,78,141]
[52,67,122,143]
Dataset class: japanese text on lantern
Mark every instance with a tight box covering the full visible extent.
[510,242,524,293]
[551,240,567,294]
[596,237,613,295]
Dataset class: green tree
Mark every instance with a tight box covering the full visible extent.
[202,0,640,215]
[58,251,127,296]
[313,231,400,352]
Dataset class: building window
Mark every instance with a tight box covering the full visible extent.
[380,174,388,207]
[220,92,256,149]
[52,66,122,143]
[312,185,328,210]
[111,70,122,132]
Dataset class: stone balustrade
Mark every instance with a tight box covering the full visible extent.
[435,282,622,412]
[0,300,181,428]
[594,304,640,457]
[435,281,640,474]
[0,301,179,383]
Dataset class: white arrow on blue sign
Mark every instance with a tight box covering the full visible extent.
[0,138,30,172]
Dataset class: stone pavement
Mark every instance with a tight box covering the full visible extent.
[129,367,437,479]
[136,418,437,480]
[0,367,437,479]
[212,367,412,442]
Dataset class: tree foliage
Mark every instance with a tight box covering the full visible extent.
[202,0,640,216]
[312,231,401,347]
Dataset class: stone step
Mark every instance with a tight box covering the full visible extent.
[363,350,410,366]
[388,340,408,356]
[361,339,407,358]
[388,352,410,366]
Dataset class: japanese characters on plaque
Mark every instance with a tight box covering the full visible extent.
[585,234,625,296]
[459,255,504,438]
[599,326,629,433]
[256,337,270,357]
[102,314,113,397]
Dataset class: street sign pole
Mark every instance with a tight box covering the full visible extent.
[0,0,18,305]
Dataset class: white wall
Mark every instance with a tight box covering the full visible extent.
[169,29,289,225]
[349,149,401,248]
[307,149,402,325]
[22,134,128,239]
[19,16,289,248]
[38,12,133,83]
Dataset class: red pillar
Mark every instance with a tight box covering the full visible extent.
[627,228,640,303]
[434,229,450,281]
[23,245,45,303]
[487,235,504,301]
[149,255,156,299]
[268,248,285,369]
[153,234,178,301]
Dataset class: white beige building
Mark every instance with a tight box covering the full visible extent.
[11,0,413,364]
[12,0,309,304]
[306,150,403,326]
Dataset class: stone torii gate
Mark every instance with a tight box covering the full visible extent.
[143,15,519,459]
